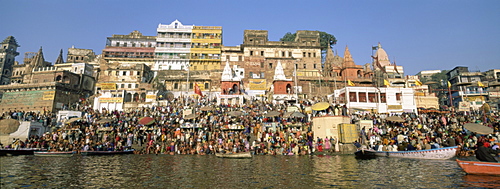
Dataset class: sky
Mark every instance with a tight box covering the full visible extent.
[1,0,499,75]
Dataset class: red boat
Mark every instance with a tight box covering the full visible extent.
[456,159,500,176]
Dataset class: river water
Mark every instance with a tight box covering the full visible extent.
[1,154,499,188]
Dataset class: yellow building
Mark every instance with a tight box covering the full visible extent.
[190,26,222,71]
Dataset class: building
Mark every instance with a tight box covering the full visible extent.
[0,36,20,85]
[0,47,95,112]
[333,86,417,114]
[417,70,442,80]
[372,43,404,87]
[222,30,323,97]
[446,66,487,110]
[101,30,156,67]
[190,25,222,71]
[93,62,155,111]
[154,20,193,71]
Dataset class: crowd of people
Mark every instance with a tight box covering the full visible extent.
[1,96,499,161]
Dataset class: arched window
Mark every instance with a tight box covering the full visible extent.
[55,75,62,81]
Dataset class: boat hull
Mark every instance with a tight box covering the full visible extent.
[34,151,75,157]
[355,146,458,160]
[215,151,252,158]
[456,159,500,176]
[81,150,135,156]
[0,148,44,156]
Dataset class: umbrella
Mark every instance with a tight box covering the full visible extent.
[385,116,405,122]
[66,117,83,123]
[311,102,330,111]
[289,112,305,118]
[227,111,242,117]
[96,118,113,124]
[200,106,214,111]
[0,119,21,134]
[464,123,493,135]
[138,117,155,125]
[184,114,197,120]
[264,111,280,117]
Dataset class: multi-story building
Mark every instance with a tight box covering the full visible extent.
[0,36,20,85]
[0,47,95,112]
[154,20,193,71]
[417,70,442,80]
[222,30,323,97]
[102,30,156,67]
[190,25,222,71]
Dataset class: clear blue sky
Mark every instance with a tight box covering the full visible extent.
[2,0,499,75]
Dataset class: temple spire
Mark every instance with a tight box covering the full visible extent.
[343,45,355,67]
[31,46,46,68]
[273,60,291,81]
[54,49,64,64]
[221,60,233,81]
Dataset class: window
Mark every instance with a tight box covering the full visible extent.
[303,64,306,69]
[303,52,306,57]
[295,64,298,69]
[282,51,285,57]
[250,51,253,56]
[121,84,125,88]
[380,93,386,103]
[174,83,178,89]
[189,83,193,89]
[308,53,311,57]
[289,52,292,57]
[128,84,132,88]
[314,64,317,69]
[349,92,357,102]
[359,92,367,102]
[396,93,402,101]
[261,72,265,78]
[238,56,242,61]
[368,93,377,103]
[269,63,273,69]
[123,71,127,76]
[226,55,230,61]
[204,83,209,90]
[313,53,316,57]
[261,51,264,56]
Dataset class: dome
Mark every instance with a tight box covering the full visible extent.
[375,43,391,66]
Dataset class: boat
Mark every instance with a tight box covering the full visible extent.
[215,151,252,159]
[354,146,458,160]
[80,149,135,156]
[456,159,500,176]
[0,148,45,156]
[34,151,75,157]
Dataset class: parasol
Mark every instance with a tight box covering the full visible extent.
[264,111,281,117]
[0,119,21,134]
[289,112,305,118]
[184,114,197,120]
[66,117,83,123]
[311,102,330,111]
[200,106,214,111]
[385,116,405,122]
[227,111,243,117]
[464,123,493,135]
[96,118,113,124]
[138,117,155,125]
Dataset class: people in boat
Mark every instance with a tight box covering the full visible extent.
[475,142,500,162]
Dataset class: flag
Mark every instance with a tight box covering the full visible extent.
[194,83,203,96]
[371,56,386,73]
[447,81,452,88]
[394,61,399,74]
[477,81,485,87]
[372,46,378,50]
[347,80,355,86]
[415,80,423,86]
[384,79,390,86]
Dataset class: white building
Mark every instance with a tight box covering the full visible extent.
[154,20,193,71]
[333,87,417,114]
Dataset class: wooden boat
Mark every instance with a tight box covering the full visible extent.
[34,151,75,157]
[215,151,252,159]
[80,149,135,156]
[354,146,458,160]
[0,148,45,156]
[456,159,500,176]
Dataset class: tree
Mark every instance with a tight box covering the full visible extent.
[280,31,337,62]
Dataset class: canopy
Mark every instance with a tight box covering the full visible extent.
[66,117,83,123]
[200,106,214,111]
[288,112,305,118]
[0,119,20,134]
[464,123,493,135]
[385,116,405,122]
[311,102,330,111]
[138,117,155,125]
[264,111,280,117]
[184,114,197,120]
[96,118,113,124]
[227,111,243,117]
